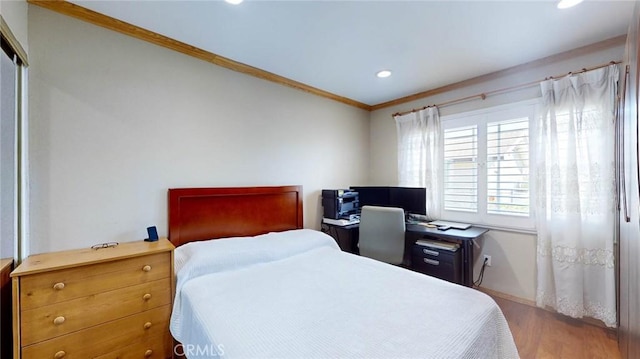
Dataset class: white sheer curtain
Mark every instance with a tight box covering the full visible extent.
[394,106,441,220]
[535,64,618,327]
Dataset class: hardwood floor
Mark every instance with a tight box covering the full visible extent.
[491,295,620,359]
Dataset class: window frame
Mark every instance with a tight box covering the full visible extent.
[439,100,536,231]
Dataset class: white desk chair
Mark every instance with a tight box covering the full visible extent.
[358,205,406,265]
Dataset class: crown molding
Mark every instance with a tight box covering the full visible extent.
[27,1,627,114]
[28,0,372,111]
[370,34,626,111]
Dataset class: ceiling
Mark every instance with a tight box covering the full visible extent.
[69,0,635,107]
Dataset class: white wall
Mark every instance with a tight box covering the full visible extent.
[369,41,625,302]
[28,6,370,254]
[0,0,28,55]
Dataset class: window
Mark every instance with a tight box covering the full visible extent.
[441,101,535,230]
[486,118,529,216]
[443,125,477,212]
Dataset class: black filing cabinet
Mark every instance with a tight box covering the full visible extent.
[411,243,461,284]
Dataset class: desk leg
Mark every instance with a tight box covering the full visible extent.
[321,223,358,254]
[462,240,474,287]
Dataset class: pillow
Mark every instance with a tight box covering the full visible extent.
[174,228,339,286]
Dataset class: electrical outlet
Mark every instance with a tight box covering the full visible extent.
[483,254,492,267]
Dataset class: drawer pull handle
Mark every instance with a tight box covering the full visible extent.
[53,282,65,290]
[143,293,152,301]
[142,265,152,272]
[54,351,66,359]
[422,249,439,256]
[145,349,153,357]
[423,258,440,266]
[144,321,152,329]
[53,316,65,325]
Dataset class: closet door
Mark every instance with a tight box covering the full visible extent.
[619,2,640,359]
[0,30,19,359]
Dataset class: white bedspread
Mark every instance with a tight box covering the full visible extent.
[171,230,519,359]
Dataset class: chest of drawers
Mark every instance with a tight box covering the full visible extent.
[11,239,175,359]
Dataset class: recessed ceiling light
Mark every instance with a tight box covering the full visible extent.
[557,0,583,9]
[225,0,243,4]
[376,70,392,78]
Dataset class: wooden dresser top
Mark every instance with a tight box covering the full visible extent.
[11,239,174,277]
[0,258,13,273]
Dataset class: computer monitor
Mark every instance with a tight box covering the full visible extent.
[390,187,427,216]
[349,186,390,208]
[349,186,426,215]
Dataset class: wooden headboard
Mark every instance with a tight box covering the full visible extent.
[168,186,303,247]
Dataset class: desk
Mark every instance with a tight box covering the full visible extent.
[320,222,359,254]
[321,222,488,287]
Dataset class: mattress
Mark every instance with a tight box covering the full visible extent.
[171,229,519,359]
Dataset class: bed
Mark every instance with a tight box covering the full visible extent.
[168,185,519,359]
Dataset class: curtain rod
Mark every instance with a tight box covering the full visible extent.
[391,60,621,118]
